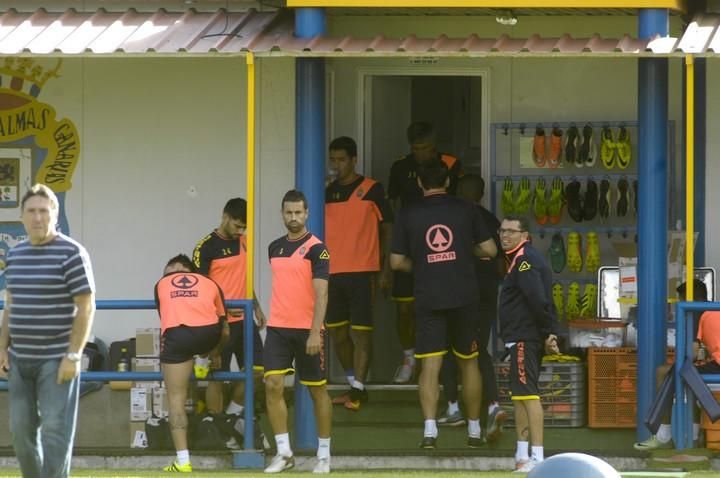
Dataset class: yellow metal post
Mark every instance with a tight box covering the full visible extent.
[246,52,256,300]
[686,54,694,301]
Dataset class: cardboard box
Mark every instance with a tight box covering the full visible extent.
[132,357,160,372]
[153,387,169,418]
[135,328,160,357]
[130,387,152,421]
[129,421,148,448]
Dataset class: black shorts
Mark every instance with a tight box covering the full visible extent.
[391,271,414,301]
[509,341,544,400]
[414,300,479,359]
[160,323,222,364]
[326,272,374,330]
[220,320,264,372]
[696,360,720,374]
[263,327,326,386]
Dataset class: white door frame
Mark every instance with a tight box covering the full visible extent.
[356,66,491,192]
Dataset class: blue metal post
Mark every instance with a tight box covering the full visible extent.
[637,8,669,442]
[294,6,326,452]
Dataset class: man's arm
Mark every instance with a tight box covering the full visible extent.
[474,238,497,259]
[0,291,12,374]
[57,292,96,384]
[390,253,413,273]
[306,278,328,356]
[253,292,267,329]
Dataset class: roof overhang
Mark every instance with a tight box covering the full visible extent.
[0,8,717,58]
[286,0,685,9]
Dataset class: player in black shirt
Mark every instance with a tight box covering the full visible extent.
[390,159,496,449]
[386,122,464,384]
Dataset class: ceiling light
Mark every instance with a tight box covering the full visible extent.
[496,10,518,26]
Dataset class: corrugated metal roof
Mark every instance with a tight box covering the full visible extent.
[0,8,718,57]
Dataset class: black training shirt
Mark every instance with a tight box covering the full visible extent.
[387,153,463,209]
[391,193,491,309]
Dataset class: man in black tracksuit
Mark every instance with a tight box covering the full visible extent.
[498,215,558,473]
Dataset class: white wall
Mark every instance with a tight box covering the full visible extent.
[705,59,720,271]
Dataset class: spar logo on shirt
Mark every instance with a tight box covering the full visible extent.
[170,274,199,298]
[425,224,456,263]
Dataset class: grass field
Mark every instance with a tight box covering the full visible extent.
[0,471,717,477]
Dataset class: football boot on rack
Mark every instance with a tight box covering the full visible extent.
[585,231,601,274]
[532,127,547,167]
[565,125,580,166]
[533,178,548,225]
[600,126,616,169]
[552,283,565,321]
[580,284,598,319]
[548,233,566,274]
[566,232,583,273]
[598,179,611,221]
[548,127,563,168]
[501,177,515,216]
[616,179,630,218]
[578,124,596,167]
[547,177,564,224]
[583,179,598,221]
[565,180,583,223]
[514,177,532,214]
[566,282,581,321]
[617,126,632,170]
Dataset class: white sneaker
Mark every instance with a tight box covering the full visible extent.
[264,454,295,473]
[313,457,331,474]
[513,457,538,473]
[393,358,415,384]
[226,437,240,450]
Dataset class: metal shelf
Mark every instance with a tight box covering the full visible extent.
[492,174,638,182]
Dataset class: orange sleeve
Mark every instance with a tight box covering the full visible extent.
[698,312,706,342]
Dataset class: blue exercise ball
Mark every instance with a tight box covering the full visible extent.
[527,453,621,478]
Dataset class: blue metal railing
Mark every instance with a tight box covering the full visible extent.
[0,299,258,452]
[673,300,720,448]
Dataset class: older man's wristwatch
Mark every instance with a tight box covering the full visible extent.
[65,352,82,362]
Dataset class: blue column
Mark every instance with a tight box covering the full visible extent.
[694,58,706,267]
[294,7,326,452]
[636,8,669,442]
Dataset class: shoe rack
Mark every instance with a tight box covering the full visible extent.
[488,120,676,328]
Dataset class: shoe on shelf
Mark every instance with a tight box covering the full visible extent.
[547,177,564,224]
[565,125,579,166]
[313,457,331,474]
[566,232,583,273]
[514,457,539,473]
[533,178,548,225]
[163,461,192,473]
[514,177,532,214]
[548,127,563,168]
[580,284,598,318]
[633,435,673,451]
[420,436,437,450]
[533,127,547,167]
[344,387,368,411]
[485,407,507,443]
[438,409,466,427]
[616,179,629,218]
[598,179,611,221]
[566,281,581,321]
[552,283,565,322]
[583,179,598,221]
[548,233,566,274]
[600,126,617,169]
[617,126,632,170]
[467,435,486,448]
[393,357,416,384]
[565,181,583,223]
[579,124,596,167]
[264,454,295,474]
[585,231,600,274]
[501,177,516,216]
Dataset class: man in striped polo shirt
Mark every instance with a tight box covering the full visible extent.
[0,184,96,478]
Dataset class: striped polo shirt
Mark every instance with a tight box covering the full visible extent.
[6,233,95,360]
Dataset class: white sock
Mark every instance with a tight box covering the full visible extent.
[317,437,331,459]
[176,449,190,466]
[351,380,364,391]
[657,424,672,443]
[275,433,292,457]
[225,400,244,415]
[488,402,499,414]
[468,419,481,438]
[345,369,355,386]
[694,423,700,441]
[424,419,438,438]
[447,401,459,415]
[515,441,529,462]
[404,349,416,363]
[531,445,544,462]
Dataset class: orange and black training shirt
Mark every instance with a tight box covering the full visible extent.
[154,272,227,334]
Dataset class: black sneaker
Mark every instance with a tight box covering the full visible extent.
[467,435,486,448]
[598,179,611,220]
[565,125,579,165]
[565,180,583,223]
[344,387,368,411]
[583,179,598,221]
[616,179,629,217]
[419,436,437,449]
